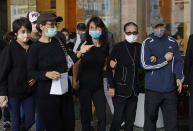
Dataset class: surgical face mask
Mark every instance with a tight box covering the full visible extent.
[89,31,102,39]
[17,33,30,43]
[32,23,38,33]
[125,34,138,43]
[70,39,75,43]
[45,27,57,38]
[154,29,165,38]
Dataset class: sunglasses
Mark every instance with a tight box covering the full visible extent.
[125,31,138,35]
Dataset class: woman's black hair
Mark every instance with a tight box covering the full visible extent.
[85,16,109,54]
[61,28,69,34]
[124,22,138,33]
[10,17,32,40]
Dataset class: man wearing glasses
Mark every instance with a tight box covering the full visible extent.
[107,22,141,131]
[141,15,183,131]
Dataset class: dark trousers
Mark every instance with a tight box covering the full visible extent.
[34,89,45,131]
[110,96,138,131]
[38,92,75,131]
[79,88,106,131]
[189,89,193,131]
[20,89,45,131]
[8,95,35,131]
[144,90,177,131]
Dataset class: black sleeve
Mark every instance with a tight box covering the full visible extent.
[106,45,119,89]
[28,45,48,80]
[184,34,193,85]
[108,32,115,53]
[0,40,7,54]
[0,46,12,96]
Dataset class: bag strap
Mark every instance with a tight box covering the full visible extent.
[54,36,68,70]
[55,36,68,57]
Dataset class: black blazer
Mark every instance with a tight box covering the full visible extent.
[184,34,193,90]
[0,40,34,98]
[106,40,141,98]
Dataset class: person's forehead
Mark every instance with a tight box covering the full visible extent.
[46,20,56,24]
[125,25,137,30]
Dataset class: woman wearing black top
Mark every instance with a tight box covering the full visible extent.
[28,13,91,131]
[76,16,109,131]
[0,17,35,131]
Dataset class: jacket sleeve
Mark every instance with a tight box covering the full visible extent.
[183,35,193,84]
[106,45,119,89]
[0,46,11,96]
[173,41,184,82]
[28,45,48,80]
[140,39,168,70]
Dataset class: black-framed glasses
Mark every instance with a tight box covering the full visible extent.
[125,31,138,35]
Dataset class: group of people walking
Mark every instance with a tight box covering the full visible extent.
[0,10,192,131]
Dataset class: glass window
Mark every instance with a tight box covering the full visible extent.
[146,0,191,55]
[82,0,121,42]
[9,0,36,30]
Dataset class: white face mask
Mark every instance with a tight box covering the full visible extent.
[125,34,138,43]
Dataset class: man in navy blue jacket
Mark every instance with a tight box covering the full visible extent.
[141,15,184,131]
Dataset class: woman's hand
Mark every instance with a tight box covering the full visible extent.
[45,71,61,80]
[108,88,115,97]
[110,59,117,69]
[0,96,8,107]
[79,41,94,54]
[28,79,36,87]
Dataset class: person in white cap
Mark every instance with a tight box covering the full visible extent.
[27,11,45,131]
[27,11,40,42]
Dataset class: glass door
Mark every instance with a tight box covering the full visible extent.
[146,0,191,55]
[83,0,121,42]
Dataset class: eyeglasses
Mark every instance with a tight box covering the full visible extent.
[125,31,138,35]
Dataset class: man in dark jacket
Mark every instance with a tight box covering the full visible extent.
[107,22,141,131]
[141,15,183,131]
[183,34,193,131]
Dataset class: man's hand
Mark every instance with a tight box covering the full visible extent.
[150,56,157,63]
[177,79,182,93]
[108,88,115,97]
[72,79,79,90]
[45,71,61,80]
[164,52,173,62]
[110,59,117,69]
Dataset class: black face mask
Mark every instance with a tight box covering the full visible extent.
[80,33,86,41]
